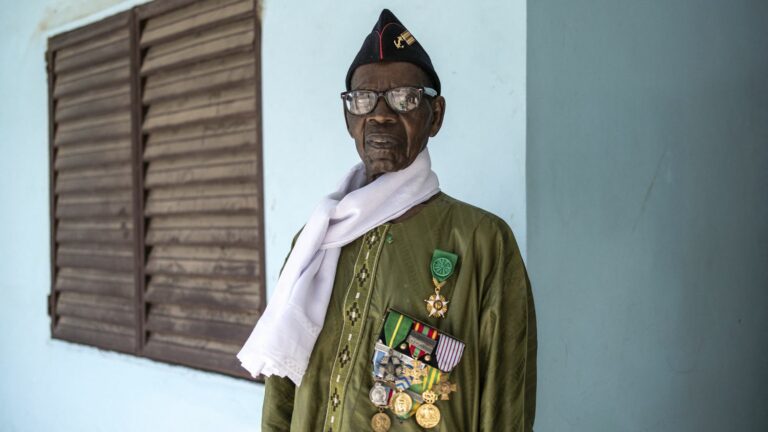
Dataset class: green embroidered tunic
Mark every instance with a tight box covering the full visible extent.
[262,192,537,431]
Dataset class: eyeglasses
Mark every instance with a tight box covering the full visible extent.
[340,86,438,115]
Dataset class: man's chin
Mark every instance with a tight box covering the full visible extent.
[365,158,404,178]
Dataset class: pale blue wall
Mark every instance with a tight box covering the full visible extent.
[0,0,526,430]
[528,1,768,431]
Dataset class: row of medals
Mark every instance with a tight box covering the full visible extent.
[369,349,449,431]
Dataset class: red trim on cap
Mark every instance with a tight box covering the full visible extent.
[375,22,399,60]
[374,31,382,60]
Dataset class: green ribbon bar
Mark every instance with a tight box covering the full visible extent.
[384,311,413,348]
[430,249,458,282]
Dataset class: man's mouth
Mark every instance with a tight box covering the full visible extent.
[365,133,402,149]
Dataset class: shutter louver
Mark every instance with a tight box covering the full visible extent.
[47,0,264,380]
[48,12,138,354]
[137,0,264,378]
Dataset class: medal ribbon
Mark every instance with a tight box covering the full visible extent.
[384,311,412,348]
[430,249,458,282]
[408,366,442,394]
[409,322,438,358]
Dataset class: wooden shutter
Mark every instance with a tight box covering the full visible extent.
[47,0,265,380]
[137,0,264,378]
[47,12,140,354]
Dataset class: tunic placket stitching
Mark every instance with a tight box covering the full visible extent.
[321,225,390,432]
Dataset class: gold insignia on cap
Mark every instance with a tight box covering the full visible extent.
[394,30,416,49]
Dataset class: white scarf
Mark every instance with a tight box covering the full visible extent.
[237,149,440,385]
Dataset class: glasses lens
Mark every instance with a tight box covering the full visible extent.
[386,87,421,113]
[345,91,377,115]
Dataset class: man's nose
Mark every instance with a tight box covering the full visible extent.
[366,96,397,124]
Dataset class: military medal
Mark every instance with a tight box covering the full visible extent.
[378,350,403,382]
[425,289,449,318]
[435,376,458,400]
[371,410,391,432]
[370,381,393,431]
[415,390,441,428]
[390,390,413,418]
[370,309,466,428]
[369,382,391,407]
[426,250,458,318]
[402,361,428,384]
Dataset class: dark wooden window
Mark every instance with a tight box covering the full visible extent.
[47,0,264,380]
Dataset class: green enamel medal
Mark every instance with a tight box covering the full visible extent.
[425,249,458,318]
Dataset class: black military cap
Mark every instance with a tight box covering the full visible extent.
[345,9,441,95]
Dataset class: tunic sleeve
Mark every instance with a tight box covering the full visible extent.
[262,376,296,431]
[476,216,537,431]
[260,230,302,431]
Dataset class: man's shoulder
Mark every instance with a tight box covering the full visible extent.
[431,192,515,237]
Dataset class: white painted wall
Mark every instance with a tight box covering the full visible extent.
[0,0,526,430]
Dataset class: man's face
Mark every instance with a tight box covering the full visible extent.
[346,62,446,181]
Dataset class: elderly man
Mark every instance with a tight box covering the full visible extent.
[238,9,536,432]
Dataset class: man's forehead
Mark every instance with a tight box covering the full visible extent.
[350,62,431,89]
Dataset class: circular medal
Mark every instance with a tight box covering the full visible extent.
[369,383,389,407]
[390,391,413,418]
[371,411,391,432]
[415,403,441,428]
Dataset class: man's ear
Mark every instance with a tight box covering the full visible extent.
[429,96,446,137]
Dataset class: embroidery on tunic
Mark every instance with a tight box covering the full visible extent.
[322,225,390,431]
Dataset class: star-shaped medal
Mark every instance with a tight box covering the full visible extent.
[378,351,402,382]
[425,291,449,318]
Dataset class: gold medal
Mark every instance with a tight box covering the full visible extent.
[426,250,457,319]
[390,391,413,418]
[371,410,391,432]
[422,390,438,404]
[415,404,441,428]
[402,361,428,384]
[425,278,450,318]
[415,390,441,428]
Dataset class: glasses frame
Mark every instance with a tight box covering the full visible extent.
[340,86,439,116]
